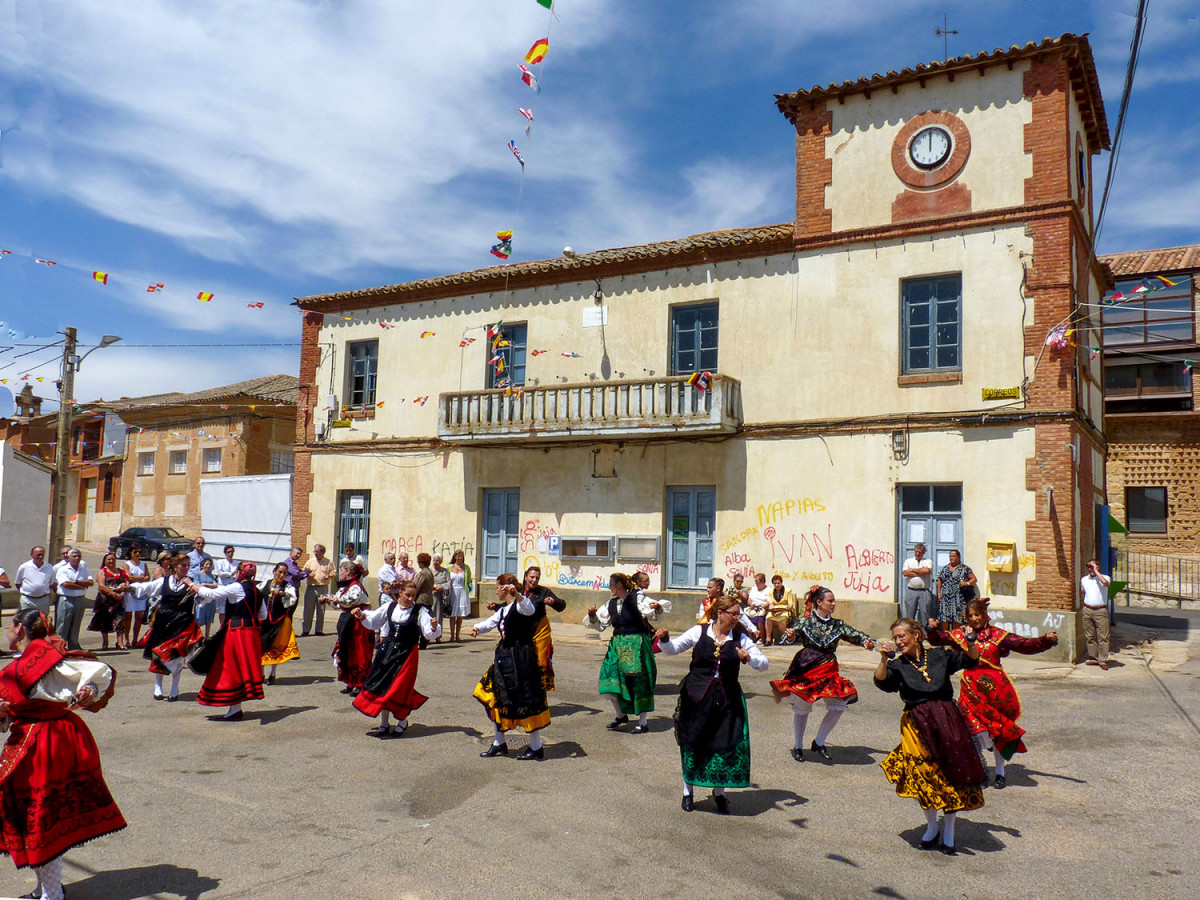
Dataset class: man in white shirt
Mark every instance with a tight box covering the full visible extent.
[340,542,366,570]
[55,548,94,651]
[900,543,934,626]
[377,552,399,603]
[0,566,9,590]
[1080,558,1111,670]
[14,546,56,615]
[53,545,72,573]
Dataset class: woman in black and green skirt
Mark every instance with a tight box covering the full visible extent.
[654,594,769,814]
[583,572,669,733]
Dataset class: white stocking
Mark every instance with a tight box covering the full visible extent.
[169,669,182,697]
[34,856,63,900]
[712,786,725,796]
[792,707,811,748]
[380,711,392,727]
[637,712,648,726]
[154,673,164,696]
[921,805,939,841]
[814,706,845,746]
[528,732,544,752]
[224,702,242,718]
[993,748,1006,777]
[942,811,957,847]
[683,781,693,797]
[492,724,505,747]
[608,695,624,715]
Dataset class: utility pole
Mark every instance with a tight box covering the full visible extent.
[49,326,77,555]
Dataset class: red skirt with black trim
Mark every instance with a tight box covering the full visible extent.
[147,622,204,675]
[0,713,126,868]
[197,624,264,707]
[353,649,427,719]
[771,656,859,704]
[334,615,374,689]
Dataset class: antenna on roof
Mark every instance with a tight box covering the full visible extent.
[935,13,958,62]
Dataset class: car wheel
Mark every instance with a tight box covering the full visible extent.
[114,544,126,560]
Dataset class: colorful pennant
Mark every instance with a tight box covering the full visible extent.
[246,302,264,308]
[507,140,526,169]
[458,337,477,348]
[197,291,214,302]
[34,258,56,266]
[147,283,164,292]
[524,38,549,65]
[560,351,580,358]
[518,64,540,93]
[420,331,436,339]
[91,271,109,285]
[687,371,714,391]
[530,349,548,356]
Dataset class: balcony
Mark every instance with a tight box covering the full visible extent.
[439,374,741,442]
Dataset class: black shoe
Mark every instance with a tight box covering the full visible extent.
[918,838,940,850]
[340,686,352,694]
[940,843,957,856]
[368,725,392,738]
[154,693,164,701]
[19,890,40,898]
[681,795,694,812]
[631,723,650,734]
[713,794,730,815]
[791,747,805,762]
[606,715,629,730]
[167,695,179,703]
[516,746,545,761]
[221,711,243,721]
[315,631,326,636]
[300,631,310,637]
[811,740,831,760]
[994,774,1007,789]
[480,743,509,758]
[349,687,360,697]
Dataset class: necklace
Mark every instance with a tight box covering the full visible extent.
[908,648,933,684]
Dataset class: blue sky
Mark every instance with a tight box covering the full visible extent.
[0,0,1195,415]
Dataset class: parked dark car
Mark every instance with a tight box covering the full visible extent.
[109,527,194,560]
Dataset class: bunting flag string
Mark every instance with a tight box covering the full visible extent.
[246,302,264,308]
[420,331,436,339]
[687,371,713,391]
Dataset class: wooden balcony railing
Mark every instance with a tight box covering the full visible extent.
[439,374,741,442]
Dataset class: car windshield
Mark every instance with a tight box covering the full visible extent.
[143,528,185,539]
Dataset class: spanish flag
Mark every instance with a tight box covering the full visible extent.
[524,38,549,65]
[197,291,214,302]
[1155,275,1178,287]
[496,229,513,241]
[420,331,436,338]
[92,271,109,285]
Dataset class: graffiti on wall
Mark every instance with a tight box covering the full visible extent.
[520,519,558,552]
[379,535,475,560]
[757,497,826,527]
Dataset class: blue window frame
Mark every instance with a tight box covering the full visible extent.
[902,275,961,373]
[670,303,719,376]
[347,340,378,406]
[481,489,520,579]
[488,323,527,388]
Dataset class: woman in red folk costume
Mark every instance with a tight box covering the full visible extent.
[128,554,204,701]
[352,581,441,737]
[323,562,373,696]
[770,585,876,763]
[927,597,1058,788]
[189,562,268,722]
[0,609,126,900]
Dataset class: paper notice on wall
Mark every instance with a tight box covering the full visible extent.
[538,537,548,552]
[938,521,956,544]
[349,496,365,510]
[582,307,608,328]
[908,521,926,543]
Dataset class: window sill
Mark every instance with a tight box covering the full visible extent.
[898,372,962,386]
[342,407,376,420]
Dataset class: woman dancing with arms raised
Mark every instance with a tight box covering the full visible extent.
[927,598,1057,788]
[875,617,984,855]
[654,594,769,814]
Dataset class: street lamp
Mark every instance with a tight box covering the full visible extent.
[49,330,122,553]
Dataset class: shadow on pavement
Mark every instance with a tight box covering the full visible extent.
[548,701,603,719]
[253,704,319,725]
[271,674,336,686]
[547,739,588,759]
[402,722,485,741]
[727,787,808,817]
[1002,764,1087,786]
[64,863,220,900]
[899,818,1021,854]
[804,744,884,767]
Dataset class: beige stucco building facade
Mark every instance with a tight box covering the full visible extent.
[294,36,1111,659]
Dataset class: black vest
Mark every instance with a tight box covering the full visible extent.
[609,594,651,636]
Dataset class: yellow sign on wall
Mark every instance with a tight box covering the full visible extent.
[986,541,1017,573]
[981,386,1021,401]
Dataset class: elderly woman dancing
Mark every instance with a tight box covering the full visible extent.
[875,617,984,856]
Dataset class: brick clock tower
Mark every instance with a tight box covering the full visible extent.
[777,34,1111,615]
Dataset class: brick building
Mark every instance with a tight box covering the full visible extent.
[1098,245,1200,561]
[291,35,1110,659]
[114,375,298,539]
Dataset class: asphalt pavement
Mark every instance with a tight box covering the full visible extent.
[0,609,1197,900]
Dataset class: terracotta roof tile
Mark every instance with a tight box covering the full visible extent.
[775,33,1109,152]
[1100,245,1200,279]
[109,374,298,411]
[296,223,796,311]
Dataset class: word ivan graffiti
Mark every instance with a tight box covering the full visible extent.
[757,497,826,527]
[766,524,835,571]
[718,527,759,556]
[380,535,424,556]
[520,519,558,553]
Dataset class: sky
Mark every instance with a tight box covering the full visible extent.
[0,0,1196,416]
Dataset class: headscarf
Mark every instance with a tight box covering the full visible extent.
[236,561,258,582]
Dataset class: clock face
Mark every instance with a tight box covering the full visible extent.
[909,126,952,170]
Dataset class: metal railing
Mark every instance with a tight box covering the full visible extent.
[439,374,741,441]
[1114,548,1200,606]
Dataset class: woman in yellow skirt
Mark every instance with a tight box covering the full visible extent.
[260,562,300,684]
[875,617,983,856]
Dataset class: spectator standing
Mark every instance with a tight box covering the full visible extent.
[447,550,474,642]
[53,546,72,575]
[377,552,399,604]
[89,552,128,650]
[0,567,10,589]
[55,548,93,651]
[213,546,239,586]
[122,545,151,649]
[431,554,450,641]
[901,543,934,626]
[15,547,56,616]
[283,546,307,596]
[187,537,213,579]
[1080,559,1111,670]
[194,558,219,638]
[935,550,976,626]
[340,542,366,571]
[413,553,435,613]
[302,544,335,636]
[396,552,416,584]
